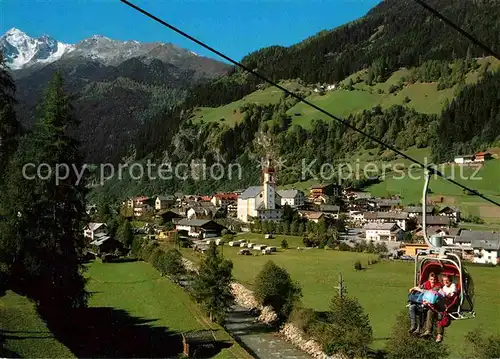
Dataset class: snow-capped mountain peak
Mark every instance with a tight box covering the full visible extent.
[1,28,204,71]
[0,28,74,70]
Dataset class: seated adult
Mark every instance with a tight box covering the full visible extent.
[431,275,457,342]
[439,275,457,299]
[408,272,441,333]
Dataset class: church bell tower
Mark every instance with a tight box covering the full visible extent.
[262,156,276,210]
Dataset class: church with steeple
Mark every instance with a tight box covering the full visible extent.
[236,156,283,223]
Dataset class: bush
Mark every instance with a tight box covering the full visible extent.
[281,239,289,249]
[254,261,302,324]
[130,237,143,257]
[375,242,388,253]
[464,215,484,224]
[289,306,318,334]
[326,236,337,249]
[463,329,500,359]
[179,236,193,248]
[389,84,400,93]
[148,247,163,266]
[354,260,363,271]
[222,233,234,242]
[140,240,159,261]
[339,242,350,251]
[386,310,449,359]
[151,249,187,283]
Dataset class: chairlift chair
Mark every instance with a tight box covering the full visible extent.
[412,170,476,321]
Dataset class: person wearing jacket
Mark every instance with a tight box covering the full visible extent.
[408,272,442,334]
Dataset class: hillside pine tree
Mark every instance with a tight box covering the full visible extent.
[0,51,22,289]
[117,219,133,248]
[315,292,373,358]
[0,52,22,189]
[191,242,234,324]
[1,72,89,313]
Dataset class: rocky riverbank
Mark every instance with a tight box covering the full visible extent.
[182,257,334,359]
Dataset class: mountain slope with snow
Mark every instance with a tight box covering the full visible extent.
[0,28,74,69]
[1,28,220,74]
[4,28,230,164]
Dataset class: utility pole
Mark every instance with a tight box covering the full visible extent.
[334,272,347,299]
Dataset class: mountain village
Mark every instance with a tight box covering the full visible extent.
[85,156,500,266]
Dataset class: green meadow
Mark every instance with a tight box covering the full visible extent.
[182,233,500,358]
[0,261,250,359]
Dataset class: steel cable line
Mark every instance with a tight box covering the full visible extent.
[120,0,500,208]
[411,0,499,61]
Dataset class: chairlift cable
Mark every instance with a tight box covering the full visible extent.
[411,0,500,61]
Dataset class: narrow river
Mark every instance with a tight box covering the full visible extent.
[224,306,313,359]
[178,277,312,359]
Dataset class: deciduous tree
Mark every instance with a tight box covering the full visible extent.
[117,219,133,248]
[254,261,302,324]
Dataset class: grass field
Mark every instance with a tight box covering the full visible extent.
[191,80,307,126]
[181,233,500,358]
[0,261,250,359]
[0,291,74,358]
[367,159,500,222]
[286,82,455,129]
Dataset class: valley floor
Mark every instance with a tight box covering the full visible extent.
[178,234,500,358]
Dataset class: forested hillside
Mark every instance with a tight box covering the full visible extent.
[183,0,500,109]
[91,54,500,204]
[11,48,230,164]
[433,71,500,162]
[4,0,498,204]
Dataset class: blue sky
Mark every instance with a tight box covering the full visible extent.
[1,0,381,62]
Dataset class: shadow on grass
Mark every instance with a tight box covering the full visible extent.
[0,331,21,358]
[39,307,232,358]
[0,330,54,340]
[367,349,388,359]
[109,257,138,263]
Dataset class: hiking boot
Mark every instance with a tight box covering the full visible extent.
[436,334,443,343]
[408,326,417,333]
